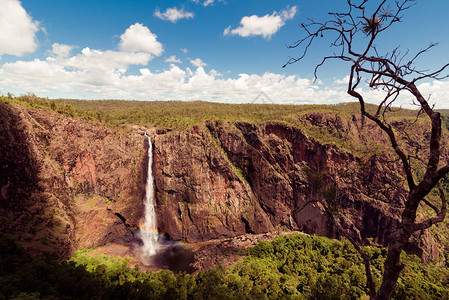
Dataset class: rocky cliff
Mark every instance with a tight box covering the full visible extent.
[0,102,146,256]
[0,101,446,261]
[153,120,403,244]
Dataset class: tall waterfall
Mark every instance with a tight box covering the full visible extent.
[139,134,160,262]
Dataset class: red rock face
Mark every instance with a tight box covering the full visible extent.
[65,151,97,192]
[0,102,145,257]
[153,124,273,242]
[151,120,391,246]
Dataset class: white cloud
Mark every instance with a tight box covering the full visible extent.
[224,6,297,39]
[0,23,165,96]
[181,48,188,53]
[334,75,350,85]
[223,26,231,36]
[203,0,222,6]
[190,58,207,67]
[119,23,163,55]
[0,0,40,57]
[51,43,73,59]
[416,80,449,108]
[192,0,223,7]
[154,7,194,23]
[5,50,449,107]
[165,55,182,63]
[0,51,349,103]
[66,47,153,72]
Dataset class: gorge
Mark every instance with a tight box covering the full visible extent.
[0,98,448,269]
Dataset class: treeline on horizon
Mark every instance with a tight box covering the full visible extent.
[1,233,448,299]
[0,92,432,130]
[0,93,358,129]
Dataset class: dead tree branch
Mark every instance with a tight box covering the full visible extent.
[285,0,449,298]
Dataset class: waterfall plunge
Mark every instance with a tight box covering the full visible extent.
[137,134,195,271]
[139,134,160,263]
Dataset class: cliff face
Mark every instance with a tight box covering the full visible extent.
[153,120,404,247]
[0,102,146,257]
[0,102,446,260]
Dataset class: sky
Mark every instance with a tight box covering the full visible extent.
[0,0,448,107]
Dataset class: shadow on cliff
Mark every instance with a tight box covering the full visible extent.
[0,102,66,256]
[0,102,76,257]
[0,103,42,210]
[0,102,50,239]
[0,102,42,210]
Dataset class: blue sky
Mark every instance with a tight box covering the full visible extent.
[0,0,448,106]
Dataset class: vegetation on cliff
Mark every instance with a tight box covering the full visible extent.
[1,234,448,299]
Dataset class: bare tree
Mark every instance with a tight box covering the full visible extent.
[284,0,449,298]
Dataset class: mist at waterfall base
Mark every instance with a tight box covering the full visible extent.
[135,135,194,273]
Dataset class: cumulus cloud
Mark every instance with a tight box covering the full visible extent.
[224,6,297,39]
[0,0,40,57]
[0,48,350,103]
[0,23,166,96]
[330,75,449,107]
[416,80,449,107]
[65,24,162,73]
[165,55,182,63]
[5,47,449,106]
[190,58,207,67]
[154,7,194,23]
[119,23,163,55]
[66,47,153,72]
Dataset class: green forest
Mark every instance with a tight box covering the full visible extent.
[1,234,448,299]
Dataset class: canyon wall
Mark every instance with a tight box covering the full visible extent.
[0,102,145,256]
[0,102,445,260]
[153,120,404,246]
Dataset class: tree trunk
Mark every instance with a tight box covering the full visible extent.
[373,230,409,299]
[374,199,419,299]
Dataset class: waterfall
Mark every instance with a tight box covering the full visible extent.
[139,134,160,263]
